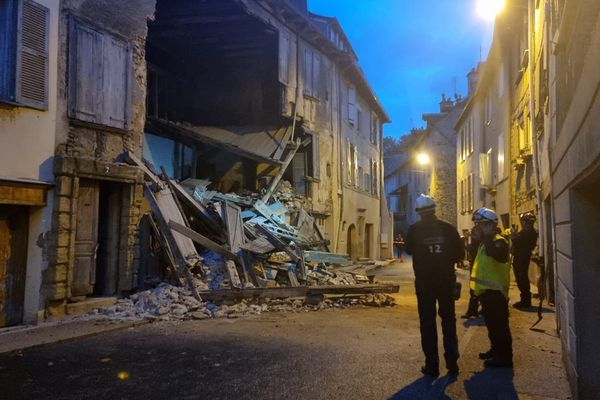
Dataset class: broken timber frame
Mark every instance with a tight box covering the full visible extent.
[261,139,301,204]
[196,283,400,301]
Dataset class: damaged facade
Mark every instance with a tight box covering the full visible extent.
[0,0,389,326]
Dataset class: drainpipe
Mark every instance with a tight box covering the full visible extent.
[528,0,545,264]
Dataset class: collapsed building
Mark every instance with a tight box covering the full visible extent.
[0,0,392,327]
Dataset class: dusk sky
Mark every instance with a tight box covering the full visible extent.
[308,0,495,139]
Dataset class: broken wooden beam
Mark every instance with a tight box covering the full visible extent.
[169,220,238,260]
[195,283,400,301]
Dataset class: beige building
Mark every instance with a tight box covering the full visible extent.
[1,0,389,326]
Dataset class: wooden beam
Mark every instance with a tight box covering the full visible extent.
[144,185,202,301]
[196,283,400,300]
[261,140,300,203]
[169,220,238,261]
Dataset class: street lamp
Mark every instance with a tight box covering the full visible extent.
[416,153,430,166]
[476,0,506,20]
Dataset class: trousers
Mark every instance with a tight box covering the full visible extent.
[479,290,513,362]
[415,279,459,369]
[513,257,531,302]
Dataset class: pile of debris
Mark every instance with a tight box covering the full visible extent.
[83,282,396,322]
[105,152,398,320]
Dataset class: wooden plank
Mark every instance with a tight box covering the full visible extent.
[287,269,300,287]
[144,185,201,301]
[313,221,331,252]
[225,260,242,289]
[223,201,245,253]
[196,283,400,300]
[168,220,238,261]
[261,140,300,203]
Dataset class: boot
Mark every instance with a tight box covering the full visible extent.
[484,357,513,368]
[513,300,532,309]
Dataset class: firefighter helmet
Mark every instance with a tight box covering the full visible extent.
[415,194,436,213]
[472,207,498,224]
[519,212,536,223]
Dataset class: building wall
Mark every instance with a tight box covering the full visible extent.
[550,2,600,398]
[0,0,60,325]
[42,0,153,314]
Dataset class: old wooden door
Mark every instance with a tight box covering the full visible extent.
[72,181,99,298]
[0,207,28,327]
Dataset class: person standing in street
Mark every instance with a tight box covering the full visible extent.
[511,212,538,309]
[405,194,465,377]
[470,207,513,368]
[393,233,405,262]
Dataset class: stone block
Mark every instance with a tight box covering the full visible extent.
[49,246,70,265]
[56,177,73,196]
[57,212,72,231]
[56,230,71,248]
[53,196,71,213]
[45,282,68,301]
[45,264,68,283]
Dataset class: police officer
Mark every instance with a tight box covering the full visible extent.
[405,194,464,376]
[470,207,513,368]
[511,212,538,309]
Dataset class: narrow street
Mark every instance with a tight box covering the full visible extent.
[0,258,570,400]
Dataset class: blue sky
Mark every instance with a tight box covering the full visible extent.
[308,0,495,139]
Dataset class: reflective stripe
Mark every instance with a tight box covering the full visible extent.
[470,277,508,292]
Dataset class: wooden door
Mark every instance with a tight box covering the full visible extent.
[0,207,28,327]
[72,181,99,298]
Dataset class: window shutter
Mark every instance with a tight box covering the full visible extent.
[312,52,320,99]
[278,29,290,85]
[303,48,312,96]
[312,135,320,179]
[348,87,356,124]
[15,0,49,110]
[69,19,103,123]
[346,139,352,184]
[102,35,130,129]
[0,0,18,102]
[353,145,358,187]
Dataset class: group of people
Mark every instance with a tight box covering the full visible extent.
[403,194,538,377]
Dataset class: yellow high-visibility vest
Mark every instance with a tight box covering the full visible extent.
[470,234,510,298]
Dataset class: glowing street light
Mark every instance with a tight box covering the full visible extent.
[476,0,506,20]
[417,153,430,166]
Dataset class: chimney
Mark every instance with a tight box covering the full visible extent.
[439,93,454,113]
[289,0,308,14]
[467,65,481,97]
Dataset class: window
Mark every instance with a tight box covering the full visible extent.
[518,114,531,152]
[356,108,362,132]
[303,47,320,99]
[497,133,505,180]
[143,133,195,180]
[347,141,358,186]
[0,0,49,110]
[468,173,474,211]
[370,159,378,195]
[485,94,493,124]
[348,86,357,125]
[370,114,379,145]
[68,17,132,129]
[307,134,320,180]
[278,29,290,85]
[480,149,492,187]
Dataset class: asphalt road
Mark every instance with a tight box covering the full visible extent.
[0,259,571,400]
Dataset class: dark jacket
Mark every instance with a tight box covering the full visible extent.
[405,218,465,284]
[511,227,537,262]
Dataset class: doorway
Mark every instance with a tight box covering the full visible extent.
[365,223,373,259]
[72,180,123,300]
[0,206,29,327]
[347,224,357,261]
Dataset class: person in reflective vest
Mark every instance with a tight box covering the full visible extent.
[405,194,465,377]
[470,207,513,368]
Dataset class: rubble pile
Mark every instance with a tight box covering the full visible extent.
[100,152,399,321]
[86,282,395,322]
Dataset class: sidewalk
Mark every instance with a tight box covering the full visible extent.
[0,318,148,355]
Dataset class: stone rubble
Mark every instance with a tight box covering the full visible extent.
[83,281,396,323]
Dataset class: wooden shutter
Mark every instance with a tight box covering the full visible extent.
[278,29,290,85]
[311,135,320,179]
[353,145,358,187]
[303,47,312,96]
[312,52,320,99]
[69,19,103,123]
[0,0,18,102]
[346,139,352,184]
[102,35,130,129]
[16,0,49,110]
[348,86,357,124]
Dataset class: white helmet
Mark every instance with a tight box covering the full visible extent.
[415,194,436,213]
[472,207,498,224]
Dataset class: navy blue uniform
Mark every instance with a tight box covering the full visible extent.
[405,218,465,373]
